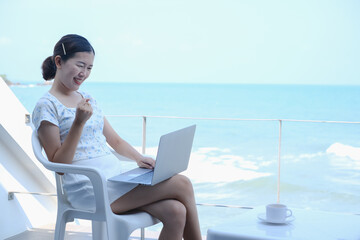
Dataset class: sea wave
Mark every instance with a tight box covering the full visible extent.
[137,146,272,184]
[326,142,360,161]
[185,148,272,183]
[136,142,360,178]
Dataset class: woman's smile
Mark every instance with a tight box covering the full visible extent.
[74,77,84,85]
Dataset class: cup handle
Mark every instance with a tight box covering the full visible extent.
[286,209,292,218]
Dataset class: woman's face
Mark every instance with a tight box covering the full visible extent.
[57,51,94,91]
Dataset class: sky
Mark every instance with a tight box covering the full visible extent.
[0,0,359,85]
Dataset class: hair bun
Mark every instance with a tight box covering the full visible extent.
[41,56,57,80]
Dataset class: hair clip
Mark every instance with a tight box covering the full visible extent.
[62,43,67,55]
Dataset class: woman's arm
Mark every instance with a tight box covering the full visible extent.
[103,117,155,169]
[38,98,92,164]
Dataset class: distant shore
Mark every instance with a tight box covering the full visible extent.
[1,78,52,87]
[1,74,53,86]
[10,81,53,86]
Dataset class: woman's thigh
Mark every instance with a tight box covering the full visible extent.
[111,174,193,214]
[139,199,186,225]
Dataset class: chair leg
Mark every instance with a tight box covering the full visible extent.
[54,214,67,240]
[141,228,145,240]
[92,221,107,240]
[106,221,132,240]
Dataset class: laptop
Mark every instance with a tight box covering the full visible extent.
[108,125,196,186]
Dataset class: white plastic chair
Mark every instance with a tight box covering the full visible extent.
[31,130,160,240]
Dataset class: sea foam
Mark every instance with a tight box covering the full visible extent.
[326,143,360,161]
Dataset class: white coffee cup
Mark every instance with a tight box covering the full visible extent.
[266,203,292,223]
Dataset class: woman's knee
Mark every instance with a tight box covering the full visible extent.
[172,175,194,192]
[163,200,187,228]
[170,174,195,200]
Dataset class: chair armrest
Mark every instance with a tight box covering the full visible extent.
[45,161,110,214]
[44,161,104,177]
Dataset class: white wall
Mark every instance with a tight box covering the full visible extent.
[0,78,57,239]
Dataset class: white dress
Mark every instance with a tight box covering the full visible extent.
[32,91,138,211]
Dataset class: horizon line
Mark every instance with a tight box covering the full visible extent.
[8,81,360,87]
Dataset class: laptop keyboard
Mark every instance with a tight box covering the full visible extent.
[130,171,154,184]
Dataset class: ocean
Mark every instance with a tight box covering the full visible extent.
[10,82,360,234]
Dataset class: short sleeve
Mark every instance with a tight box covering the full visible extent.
[32,97,59,131]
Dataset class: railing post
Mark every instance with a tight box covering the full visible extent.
[141,116,147,240]
[277,120,282,203]
[142,116,147,155]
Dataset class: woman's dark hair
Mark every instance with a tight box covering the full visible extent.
[42,34,95,80]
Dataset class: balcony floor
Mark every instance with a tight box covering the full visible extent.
[5,223,160,240]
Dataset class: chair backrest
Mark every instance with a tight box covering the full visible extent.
[31,130,51,168]
[31,131,73,207]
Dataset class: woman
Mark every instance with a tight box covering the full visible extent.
[32,34,202,240]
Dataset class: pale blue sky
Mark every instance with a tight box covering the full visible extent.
[0,0,359,84]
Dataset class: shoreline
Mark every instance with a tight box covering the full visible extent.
[7,81,53,87]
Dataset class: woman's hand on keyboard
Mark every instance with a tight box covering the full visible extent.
[137,156,155,169]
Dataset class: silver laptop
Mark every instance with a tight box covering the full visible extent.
[108,125,196,186]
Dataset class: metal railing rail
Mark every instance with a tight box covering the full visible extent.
[8,191,56,200]
[7,191,254,209]
[105,114,360,124]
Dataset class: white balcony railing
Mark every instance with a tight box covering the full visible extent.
[9,115,360,210]
[106,115,360,204]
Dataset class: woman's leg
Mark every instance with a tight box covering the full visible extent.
[139,199,186,240]
[111,174,202,240]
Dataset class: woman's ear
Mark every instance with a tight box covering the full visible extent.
[54,55,62,69]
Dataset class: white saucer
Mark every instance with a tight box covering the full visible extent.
[257,213,295,224]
